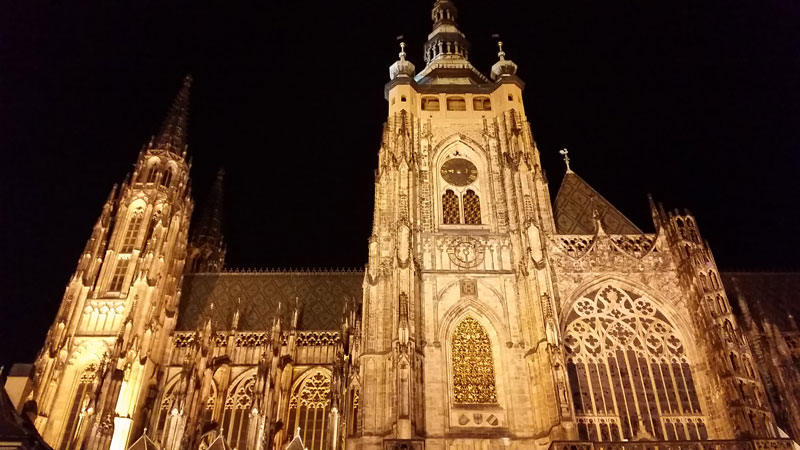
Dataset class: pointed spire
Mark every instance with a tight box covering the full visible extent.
[193,168,225,244]
[152,75,192,154]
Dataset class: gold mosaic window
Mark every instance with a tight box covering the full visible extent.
[442,190,460,224]
[564,285,708,441]
[288,371,331,450]
[463,190,481,225]
[451,317,498,404]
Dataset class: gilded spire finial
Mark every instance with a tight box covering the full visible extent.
[559,148,572,172]
[399,41,407,62]
[497,41,505,61]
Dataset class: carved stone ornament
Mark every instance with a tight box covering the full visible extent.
[447,237,486,268]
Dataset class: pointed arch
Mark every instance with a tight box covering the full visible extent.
[442,190,459,224]
[463,189,481,224]
[221,370,257,450]
[562,281,708,441]
[450,316,497,404]
[288,368,332,450]
[59,363,98,450]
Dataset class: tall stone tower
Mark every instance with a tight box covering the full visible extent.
[350,2,780,450]
[357,1,561,448]
[32,77,194,450]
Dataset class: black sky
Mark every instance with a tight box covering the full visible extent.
[1,0,798,368]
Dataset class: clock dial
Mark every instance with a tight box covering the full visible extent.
[440,158,478,186]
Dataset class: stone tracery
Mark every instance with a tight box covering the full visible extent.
[564,285,708,441]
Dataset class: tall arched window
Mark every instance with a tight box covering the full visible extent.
[121,213,144,253]
[287,370,331,450]
[59,364,97,450]
[462,190,481,225]
[146,167,159,183]
[451,317,497,404]
[442,190,460,224]
[221,375,255,450]
[564,285,708,442]
[161,168,173,187]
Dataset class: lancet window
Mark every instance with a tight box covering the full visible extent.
[161,168,173,187]
[442,190,460,224]
[463,190,481,224]
[287,370,331,450]
[451,317,497,404]
[221,375,256,450]
[59,364,97,450]
[564,285,708,442]
[121,213,144,253]
[108,258,130,292]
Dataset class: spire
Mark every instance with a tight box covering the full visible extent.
[151,75,192,154]
[187,168,226,273]
[193,168,225,244]
[559,148,572,173]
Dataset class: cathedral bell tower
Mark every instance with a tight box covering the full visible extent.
[32,77,195,450]
[354,2,565,449]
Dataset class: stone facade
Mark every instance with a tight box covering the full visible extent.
[11,2,799,450]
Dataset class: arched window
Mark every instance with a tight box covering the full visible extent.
[472,97,491,111]
[121,213,144,253]
[108,257,130,292]
[161,168,173,187]
[564,285,707,441]
[59,364,97,450]
[462,190,481,225]
[451,317,497,404]
[146,167,159,183]
[446,97,466,111]
[222,375,255,450]
[287,370,331,450]
[442,190,460,224]
[422,97,440,111]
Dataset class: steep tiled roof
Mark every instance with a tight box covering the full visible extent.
[127,433,161,450]
[554,171,642,235]
[0,380,51,450]
[722,272,800,332]
[177,271,363,331]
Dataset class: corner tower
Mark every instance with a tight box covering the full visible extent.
[32,77,195,450]
[352,3,563,450]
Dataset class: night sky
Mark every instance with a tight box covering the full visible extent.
[1,1,798,369]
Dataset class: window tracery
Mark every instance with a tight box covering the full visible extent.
[222,375,256,450]
[451,317,497,404]
[60,364,97,450]
[288,371,331,450]
[564,285,707,441]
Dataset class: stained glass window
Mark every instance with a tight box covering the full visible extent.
[451,317,497,404]
[564,285,707,441]
[222,375,255,450]
[288,371,331,450]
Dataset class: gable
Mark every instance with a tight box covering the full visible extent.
[554,172,642,235]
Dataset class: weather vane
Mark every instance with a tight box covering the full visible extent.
[559,148,572,172]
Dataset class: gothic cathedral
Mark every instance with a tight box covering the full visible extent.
[4,2,799,450]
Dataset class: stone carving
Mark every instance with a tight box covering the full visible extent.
[447,237,486,269]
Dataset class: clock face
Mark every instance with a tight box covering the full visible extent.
[440,158,478,186]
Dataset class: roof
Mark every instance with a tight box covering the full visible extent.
[127,433,161,450]
[0,380,51,450]
[553,171,642,235]
[177,271,364,331]
[722,272,800,333]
